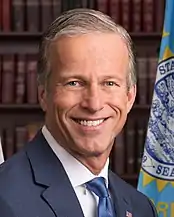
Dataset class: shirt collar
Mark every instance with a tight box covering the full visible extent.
[42,125,109,188]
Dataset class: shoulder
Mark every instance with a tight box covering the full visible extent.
[0,148,29,180]
[0,196,16,217]
[0,144,32,195]
[0,130,42,185]
[109,171,157,216]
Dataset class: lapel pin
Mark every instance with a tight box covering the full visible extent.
[126,211,132,217]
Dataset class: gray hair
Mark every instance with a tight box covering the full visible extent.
[37,8,136,89]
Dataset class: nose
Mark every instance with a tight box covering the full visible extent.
[80,84,104,113]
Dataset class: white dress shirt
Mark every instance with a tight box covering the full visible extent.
[42,126,109,217]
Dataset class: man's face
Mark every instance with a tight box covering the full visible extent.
[39,33,136,161]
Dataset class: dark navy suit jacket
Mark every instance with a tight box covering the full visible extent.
[0,130,158,217]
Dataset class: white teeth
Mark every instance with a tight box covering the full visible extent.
[78,119,104,126]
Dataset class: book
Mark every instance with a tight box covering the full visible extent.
[12,0,25,31]
[15,126,27,151]
[2,54,15,103]
[71,0,82,8]
[112,130,125,175]
[26,54,38,104]
[97,0,108,14]
[142,0,154,32]
[148,57,157,104]
[52,0,62,20]
[40,0,53,31]
[108,0,120,24]
[26,0,40,32]
[15,54,26,104]
[87,0,97,9]
[0,0,2,31]
[136,119,146,172]
[125,119,136,174]
[154,0,165,32]
[26,122,43,141]
[81,0,88,8]
[4,128,14,159]
[2,0,11,31]
[120,0,131,31]
[61,0,70,11]
[132,0,142,32]
[137,57,148,105]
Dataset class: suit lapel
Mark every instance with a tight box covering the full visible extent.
[26,131,84,217]
[42,182,84,217]
[109,171,133,217]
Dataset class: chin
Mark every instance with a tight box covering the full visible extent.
[88,151,105,158]
[75,145,109,158]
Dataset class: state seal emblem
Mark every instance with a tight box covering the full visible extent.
[142,57,174,181]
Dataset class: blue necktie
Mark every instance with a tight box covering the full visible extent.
[86,177,115,217]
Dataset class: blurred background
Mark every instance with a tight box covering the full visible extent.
[0,0,165,187]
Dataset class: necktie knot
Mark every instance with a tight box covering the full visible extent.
[86,177,115,217]
[86,177,109,198]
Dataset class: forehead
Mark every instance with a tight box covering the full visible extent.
[49,33,129,73]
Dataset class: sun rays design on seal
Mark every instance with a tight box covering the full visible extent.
[140,169,174,192]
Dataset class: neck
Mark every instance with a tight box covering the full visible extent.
[76,154,109,175]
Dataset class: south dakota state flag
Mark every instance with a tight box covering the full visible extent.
[137,1,174,216]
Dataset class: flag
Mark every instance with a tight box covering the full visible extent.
[0,137,4,164]
[137,1,174,216]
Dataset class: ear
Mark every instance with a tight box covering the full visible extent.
[38,85,48,112]
[127,84,137,113]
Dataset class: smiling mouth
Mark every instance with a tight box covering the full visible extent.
[72,118,108,127]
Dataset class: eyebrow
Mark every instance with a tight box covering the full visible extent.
[58,73,86,81]
[58,72,123,81]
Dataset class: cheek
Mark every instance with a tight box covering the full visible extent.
[110,97,128,128]
[51,90,81,113]
[108,92,129,131]
[108,91,128,111]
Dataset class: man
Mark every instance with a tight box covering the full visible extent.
[0,8,157,217]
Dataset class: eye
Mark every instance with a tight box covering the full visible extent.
[66,81,81,86]
[104,81,118,86]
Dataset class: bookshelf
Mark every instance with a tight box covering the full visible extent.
[0,31,161,38]
[0,104,41,110]
[0,0,165,188]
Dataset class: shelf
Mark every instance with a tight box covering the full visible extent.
[133,104,151,110]
[0,32,42,40]
[130,32,161,39]
[0,32,162,41]
[0,104,41,110]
